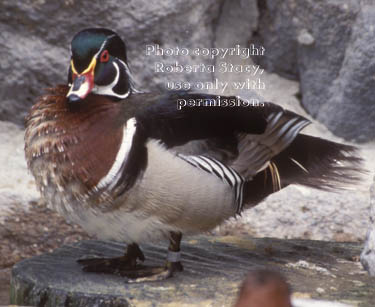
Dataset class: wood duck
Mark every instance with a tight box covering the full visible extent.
[25,28,363,282]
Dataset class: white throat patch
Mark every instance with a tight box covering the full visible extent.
[92,61,130,99]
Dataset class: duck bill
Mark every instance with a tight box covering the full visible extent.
[67,58,96,103]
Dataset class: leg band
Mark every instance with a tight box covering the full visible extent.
[167,250,181,263]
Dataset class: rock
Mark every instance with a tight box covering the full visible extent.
[213,0,258,51]
[0,25,69,127]
[0,0,223,125]
[231,184,372,242]
[10,236,375,306]
[253,0,375,142]
[0,268,11,305]
[211,0,262,101]
[0,121,39,222]
[297,29,315,46]
[317,6,375,142]
[361,176,375,276]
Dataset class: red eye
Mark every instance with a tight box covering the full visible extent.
[100,50,109,62]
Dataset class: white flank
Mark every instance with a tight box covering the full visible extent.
[96,117,137,190]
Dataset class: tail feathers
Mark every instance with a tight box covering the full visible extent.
[232,108,310,179]
[274,134,364,190]
[243,134,365,207]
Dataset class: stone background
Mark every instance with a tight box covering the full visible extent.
[0,0,375,282]
[1,0,375,141]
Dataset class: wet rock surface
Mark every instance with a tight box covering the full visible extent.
[11,236,375,307]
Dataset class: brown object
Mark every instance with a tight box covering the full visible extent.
[234,270,291,307]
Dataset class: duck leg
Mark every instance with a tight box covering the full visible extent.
[77,232,184,282]
[126,231,184,283]
[77,242,145,274]
[165,231,184,273]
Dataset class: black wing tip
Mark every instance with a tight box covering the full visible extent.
[283,135,367,191]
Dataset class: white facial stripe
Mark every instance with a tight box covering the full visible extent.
[96,118,137,190]
[88,38,141,98]
[92,61,119,95]
[94,34,116,59]
[92,62,130,99]
[119,59,143,94]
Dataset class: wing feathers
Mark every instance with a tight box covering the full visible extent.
[231,109,310,179]
[178,154,245,214]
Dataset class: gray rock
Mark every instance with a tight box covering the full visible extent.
[297,29,315,46]
[214,0,258,50]
[0,26,68,127]
[317,6,375,142]
[211,0,261,100]
[254,0,375,142]
[361,176,375,276]
[0,121,39,222]
[0,0,223,125]
[230,182,372,242]
[10,237,375,306]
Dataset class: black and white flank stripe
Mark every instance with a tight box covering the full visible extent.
[178,154,245,214]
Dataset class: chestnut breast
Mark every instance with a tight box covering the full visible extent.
[25,85,125,199]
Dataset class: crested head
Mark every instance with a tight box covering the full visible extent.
[67,28,138,103]
[71,28,128,72]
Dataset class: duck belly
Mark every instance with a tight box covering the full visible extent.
[37,139,238,243]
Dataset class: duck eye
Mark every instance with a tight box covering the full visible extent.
[100,50,109,63]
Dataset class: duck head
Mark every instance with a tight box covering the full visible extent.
[67,28,137,103]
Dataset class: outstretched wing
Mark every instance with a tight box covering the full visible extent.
[135,91,273,147]
[108,91,310,197]
[134,91,310,177]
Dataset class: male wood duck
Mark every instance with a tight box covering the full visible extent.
[25,28,363,282]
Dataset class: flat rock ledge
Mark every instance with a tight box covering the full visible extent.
[10,236,375,307]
